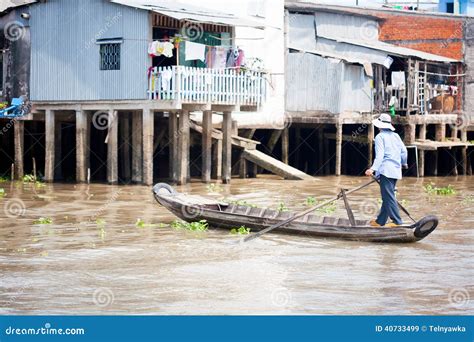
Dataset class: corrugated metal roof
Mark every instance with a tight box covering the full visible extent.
[288,45,384,66]
[0,0,36,13]
[110,0,266,28]
[323,35,460,63]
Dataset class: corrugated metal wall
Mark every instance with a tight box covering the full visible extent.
[286,53,343,113]
[314,12,379,42]
[286,53,371,114]
[30,0,149,101]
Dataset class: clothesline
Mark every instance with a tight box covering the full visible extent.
[124,37,233,48]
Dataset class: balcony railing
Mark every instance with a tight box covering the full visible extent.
[148,66,266,107]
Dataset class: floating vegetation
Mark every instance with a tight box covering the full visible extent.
[230,225,251,235]
[135,218,167,228]
[0,176,9,183]
[95,218,106,227]
[22,174,45,188]
[226,199,258,208]
[276,201,289,212]
[304,197,336,214]
[206,183,223,193]
[423,183,456,196]
[171,219,208,232]
[98,227,106,240]
[33,217,53,225]
[0,188,5,198]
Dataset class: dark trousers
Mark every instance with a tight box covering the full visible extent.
[376,175,402,225]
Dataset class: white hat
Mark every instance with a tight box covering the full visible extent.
[372,113,395,131]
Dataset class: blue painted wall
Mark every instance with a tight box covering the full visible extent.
[29,0,150,101]
[438,0,474,15]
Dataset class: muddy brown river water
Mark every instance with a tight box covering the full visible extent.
[0,175,472,314]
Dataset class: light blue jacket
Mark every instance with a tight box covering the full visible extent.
[370,129,408,180]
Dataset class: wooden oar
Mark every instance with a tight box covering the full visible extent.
[243,178,378,242]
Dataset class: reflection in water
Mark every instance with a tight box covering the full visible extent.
[0,176,472,314]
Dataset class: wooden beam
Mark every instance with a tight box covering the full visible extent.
[107,109,118,184]
[177,110,189,185]
[13,120,24,180]
[222,111,232,184]
[282,127,289,164]
[202,110,212,183]
[267,130,282,154]
[44,109,55,182]
[419,124,426,177]
[367,123,374,168]
[142,108,154,186]
[76,110,88,182]
[335,123,342,176]
[168,113,178,183]
[131,111,143,183]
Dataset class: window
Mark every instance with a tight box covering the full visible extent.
[446,2,454,13]
[100,43,121,70]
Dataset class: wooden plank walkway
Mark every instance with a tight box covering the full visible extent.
[242,149,313,180]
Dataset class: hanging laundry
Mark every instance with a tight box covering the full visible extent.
[148,41,174,58]
[235,48,245,67]
[391,71,405,88]
[161,69,173,91]
[226,48,238,67]
[185,41,206,61]
[214,46,228,69]
[161,42,174,58]
[148,41,158,56]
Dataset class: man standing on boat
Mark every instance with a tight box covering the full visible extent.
[365,113,408,227]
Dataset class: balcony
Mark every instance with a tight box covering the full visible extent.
[148,66,266,108]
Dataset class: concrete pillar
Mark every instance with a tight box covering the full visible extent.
[13,120,24,180]
[335,123,342,176]
[168,113,178,183]
[120,113,131,181]
[44,109,55,182]
[177,110,189,185]
[222,111,232,184]
[107,109,118,184]
[142,108,154,186]
[131,111,143,183]
[76,110,88,183]
[201,110,212,183]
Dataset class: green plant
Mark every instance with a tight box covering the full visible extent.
[96,218,106,227]
[171,219,208,232]
[0,188,5,198]
[206,183,223,193]
[423,183,456,196]
[230,225,251,235]
[276,201,289,212]
[226,199,258,208]
[34,217,52,225]
[305,196,316,206]
[0,176,10,183]
[135,218,166,228]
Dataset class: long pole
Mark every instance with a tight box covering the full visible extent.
[244,178,377,242]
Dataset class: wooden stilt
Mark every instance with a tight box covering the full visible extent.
[120,113,131,181]
[461,129,468,176]
[418,124,426,177]
[76,109,88,183]
[222,111,232,184]
[367,123,374,168]
[107,109,118,184]
[54,118,63,180]
[177,110,189,185]
[295,128,301,170]
[318,127,324,174]
[86,112,91,176]
[404,123,416,144]
[142,108,154,186]
[282,127,289,164]
[212,139,222,180]
[201,110,212,183]
[433,151,438,177]
[452,148,459,176]
[168,113,178,183]
[131,110,143,183]
[335,123,342,176]
[44,109,55,182]
[239,157,247,178]
[435,124,446,142]
[13,120,24,180]
[267,130,282,154]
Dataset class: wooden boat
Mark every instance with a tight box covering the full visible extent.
[153,183,438,243]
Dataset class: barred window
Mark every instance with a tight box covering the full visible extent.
[100,43,120,70]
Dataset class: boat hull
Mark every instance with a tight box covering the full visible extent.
[153,183,438,243]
